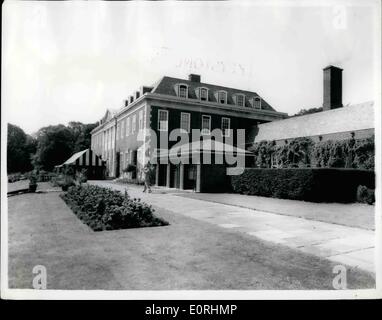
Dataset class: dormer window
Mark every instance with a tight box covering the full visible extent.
[176,84,188,98]
[253,96,262,109]
[236,94,245,107]
[199,87,208,101]
[218,91,227,104]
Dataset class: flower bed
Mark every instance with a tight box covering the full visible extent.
[60,185,168,231]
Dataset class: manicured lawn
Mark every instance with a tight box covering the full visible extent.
[7,180,29,193]
[8,192,375,290]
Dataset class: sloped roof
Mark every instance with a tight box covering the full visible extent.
[152,76,276,111]
[167,139,251,157]
[62,149,88,165]
[254,101,375,142]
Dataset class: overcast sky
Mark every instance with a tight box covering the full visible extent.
[2,0,379,134]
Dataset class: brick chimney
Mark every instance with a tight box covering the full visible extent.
[323,65,343,110]
[188,74,201,82]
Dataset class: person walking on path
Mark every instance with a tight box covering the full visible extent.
[143,161,153,193]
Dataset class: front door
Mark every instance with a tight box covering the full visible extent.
[184,164,196,190]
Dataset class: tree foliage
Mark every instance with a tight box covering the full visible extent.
[291,107,323,117]
[68,121,97,153]
[7,123,36,173]
[32,122,97,171]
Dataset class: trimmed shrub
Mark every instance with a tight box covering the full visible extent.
[356,185,375,205]
[60,184,168,231]
[231,168,375,203]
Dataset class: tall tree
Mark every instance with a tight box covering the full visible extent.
[7,123,36,173]
[33,125,75,171]
[32,122,98,171]
[68,121,97,152]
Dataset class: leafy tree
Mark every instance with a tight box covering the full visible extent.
[7,123,36,173]
[68,122,97,152]
[291,107,323,117]
[32,122,98,171]
[32,125,75,171]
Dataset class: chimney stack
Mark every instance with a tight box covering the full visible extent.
[188,74,201,82]
[323,65,343,110]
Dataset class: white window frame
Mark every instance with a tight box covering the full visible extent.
[126,117,130,136]
[132,114,137,134]
[221,117,231,137]
[218,90,228,104]
[158,109,169,131]
[177,84,188,99]
[180,112,191,133]
[198,87,209,101]
[253,96,262,109]
[201,115,211,135]
[125,151,129,169]
[138,110,144,130]
[121,120,124,139]
[236,94,245,107]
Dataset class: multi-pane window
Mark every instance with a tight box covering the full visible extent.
[253,97,261,109]
[126,117,130,136]
[121,120,125,138]
[200,88,208,101]
[218,91,227,104]
[221,117,231,137]
[236,94,245,107]
[201,115,211,135]
[158,110,168,131]
[132,114,136,133]
[138,110,144,130]
[180,112,191,133]
[179,85,188,98]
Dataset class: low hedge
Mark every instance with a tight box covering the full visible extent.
[231,168,375,203]
[60,185,168,231]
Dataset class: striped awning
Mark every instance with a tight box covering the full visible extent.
[60,149,105,167]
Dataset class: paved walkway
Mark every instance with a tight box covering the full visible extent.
[177,192,375,230]
[89,181,375,274]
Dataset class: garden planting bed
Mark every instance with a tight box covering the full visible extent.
[60,184,169,231]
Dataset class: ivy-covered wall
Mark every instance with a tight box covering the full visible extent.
[248,135,374,170]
